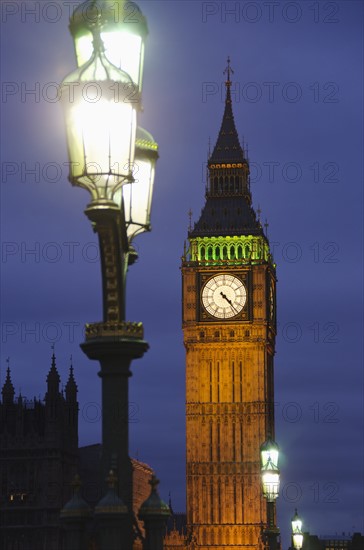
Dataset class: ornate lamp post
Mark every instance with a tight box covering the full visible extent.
[291,509,304,550]
[60,2,158,548]
[260,438,281,550]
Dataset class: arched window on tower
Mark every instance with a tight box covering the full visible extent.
[230,175,234,193]
[213,176,218,194]
[237,245,243,259]
[200,246,205,260]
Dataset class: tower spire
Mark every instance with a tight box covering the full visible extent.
[66,357,77,401]
[2,358,15,405]
[190,62,264,239]
[51,343,56,368]
[47,346,60,394]
[209,57,245,165]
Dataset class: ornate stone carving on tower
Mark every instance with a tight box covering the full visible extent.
[181,59,277,550]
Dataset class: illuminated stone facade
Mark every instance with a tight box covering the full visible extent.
[180,64,277,549]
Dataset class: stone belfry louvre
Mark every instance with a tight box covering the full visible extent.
[181,60,277,549]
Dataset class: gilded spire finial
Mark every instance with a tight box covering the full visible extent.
[224,56,234,87]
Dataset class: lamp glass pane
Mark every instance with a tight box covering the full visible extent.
[102,31,142,87]
[262,471,280,501]
[293,533,303,549]
[292,518,303,533]
[65,94,136,194]
[261,448,279,469]
[75,31,143,88]
[121,159,154,239]
[75,32,93,66]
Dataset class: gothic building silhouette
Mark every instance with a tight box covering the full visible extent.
[0,354,78,549]
[0,356,155,550]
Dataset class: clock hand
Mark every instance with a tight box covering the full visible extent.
[220,291,239,313]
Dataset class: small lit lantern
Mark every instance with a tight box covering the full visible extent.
[260,438,280,502]
[114,127,158,241]
[60,26,140,201]
[69,0,148,93]
[291,509,303,549]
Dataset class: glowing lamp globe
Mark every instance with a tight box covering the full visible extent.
[60,30,140,201]
[69,0,148,93]
[292,509,304,549]
[114,127,158,241]
[261,459,280,502]
[260,438,280,502]
[260,437,279,470]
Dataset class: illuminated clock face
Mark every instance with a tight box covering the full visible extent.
[202,274,247,319]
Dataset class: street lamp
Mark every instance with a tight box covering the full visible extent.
[60,4,158,548]
[69,0,148,92]
[291,509,303,550]
[260,438,280,550]
[261,437,280,503]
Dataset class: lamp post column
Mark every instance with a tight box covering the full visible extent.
[265,501,280,550]
[260,438,281,550]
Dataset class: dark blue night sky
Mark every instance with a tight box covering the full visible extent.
[1,1,363,547]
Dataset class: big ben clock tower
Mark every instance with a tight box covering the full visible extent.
[181,60,277,549]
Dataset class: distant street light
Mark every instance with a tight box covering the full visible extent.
[291,509,304,550]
